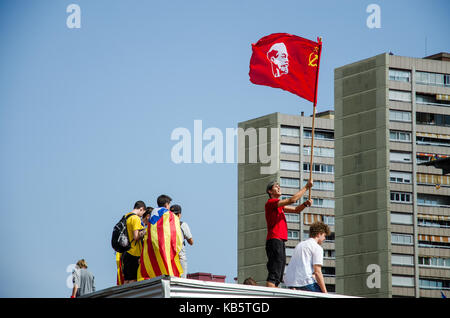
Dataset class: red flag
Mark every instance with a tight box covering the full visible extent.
[249,33,322,104]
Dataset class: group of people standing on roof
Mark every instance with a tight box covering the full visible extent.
[115,195,194,285]
[71,179,329,297]
[69,195,193,298]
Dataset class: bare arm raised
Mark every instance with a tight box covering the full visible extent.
[283,199,313,213]
[276,180,313,208]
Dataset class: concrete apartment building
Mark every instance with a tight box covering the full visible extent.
[334,52,450,298]
[237,111,336,291]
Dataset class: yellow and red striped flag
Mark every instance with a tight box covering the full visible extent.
[137,208,183,280]
[116,252,124,285]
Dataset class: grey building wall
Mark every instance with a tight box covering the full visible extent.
[334,53,392,297]
[335,52,450,298]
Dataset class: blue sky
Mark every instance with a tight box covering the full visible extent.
[0,0,448,297]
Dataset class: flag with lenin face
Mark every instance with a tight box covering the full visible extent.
[249,33,322,104]
[137,207,183,280]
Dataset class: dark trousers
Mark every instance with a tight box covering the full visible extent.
[122,252,140,281]
[265,239,286,286]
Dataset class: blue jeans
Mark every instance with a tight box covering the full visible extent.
[296,283,322,292]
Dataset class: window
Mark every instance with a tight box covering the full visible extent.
[280,177,300,188]
[288,230,299,240]
[304,197,335,208]
[389,90,412,102]
[418,239,450,249]
[390,130,411,142]
[419,279,442,289]
[304,213,322,225]
[392,276,415,287]
[303,146,334,158]
[325,233,335,243]
[281,126,300,137]
[392,233,413,245]
[389,110,411,122]
[390,151,412,163]
[322,267,335,277]
[416,71,428,85]
[390,192,412,203]
[416,71,449,87]
[303,163,334,174]
[323,215,335,226]
[418,217,450,229]
[418,234,450,249]
[281,160,299,171]
[389,69,411,82]
[302,180,334,191]
[419,256,450,268]
[390,171,412,184]
[281,144,300,154]
[416,136,450,147]
[390,213,413,225]
[391,254,414,266]
[417,194,450,207]
[324,250,336,259]
[285,213,300,223]
[303,129,334,140]
[416,93,450,107]
[416,112,450,127]
[419,279,450,290]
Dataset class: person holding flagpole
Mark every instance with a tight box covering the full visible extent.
[265,180,313,288]
[249,32,323,288]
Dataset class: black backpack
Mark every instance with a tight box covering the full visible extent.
[111,213,135,253]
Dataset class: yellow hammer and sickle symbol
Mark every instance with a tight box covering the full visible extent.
[308,47,319,67]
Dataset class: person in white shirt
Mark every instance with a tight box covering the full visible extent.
[283,221,331,293]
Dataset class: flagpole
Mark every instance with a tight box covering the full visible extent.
[308,104,317,200]
[308,37,322,201]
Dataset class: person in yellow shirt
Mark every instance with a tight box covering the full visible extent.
[122,200,146,284]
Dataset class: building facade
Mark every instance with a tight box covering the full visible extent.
[334,52,450,297]
[237,111,336,291]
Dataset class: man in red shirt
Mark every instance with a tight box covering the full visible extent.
[265,180,313,288]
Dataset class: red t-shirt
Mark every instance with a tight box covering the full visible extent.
[265,198,287,241]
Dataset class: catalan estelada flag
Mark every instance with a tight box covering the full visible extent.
[137,208,183,280]
[116,252,124,285]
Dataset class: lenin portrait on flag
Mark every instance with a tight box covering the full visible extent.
[249,33,322,103]
[267,43,289,78]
